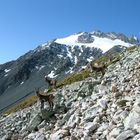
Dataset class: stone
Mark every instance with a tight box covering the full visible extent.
[83,105,102,121]
[28,132,46,140]
[119,110,129,120]
[116,100,128,107]
[28,113,42,132]
[1,132,13,140]
[114,92,122,98]
[61,129,70,137]
[135,125,140,133]
[41,109,55,120]
[123,110,140,129]
[108,127,122,139]
[66,114,80,128]
[66,81,81,92]
[116,130,137,140]
[38,121,46,129]
[11,132,21,140]
[66,97,77,107]
[54,92,65,106]
[56,110,75,128]
[133,134,140,140]
[70,135,78,140]
[35,132,46,140]
[84,122,98,132]
[81,136,93,140]
[91,94,98,101]
[49,130,63,140]
[111,84,119,93]
[98,98,108,109]
[97,123,109,132]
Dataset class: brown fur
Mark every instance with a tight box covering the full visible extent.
[45,76,57,89]
[87,62,107,77]
[36,89,54,110]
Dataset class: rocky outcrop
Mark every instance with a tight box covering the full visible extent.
[0,46,140,139]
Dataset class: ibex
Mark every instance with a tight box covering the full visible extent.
[45,76,57,89]
[36,89,54,110]
[87,62,107,77]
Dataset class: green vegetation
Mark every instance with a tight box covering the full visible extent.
[5,95,37,115]
[126,46,138,52]
[91,52,121,66]
[57,70,91,87]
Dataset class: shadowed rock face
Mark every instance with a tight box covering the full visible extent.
[78,32,95,43]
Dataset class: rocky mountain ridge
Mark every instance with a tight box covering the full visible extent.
[0,46,140,139]
[54,31,138,53]
[0,31,139,114]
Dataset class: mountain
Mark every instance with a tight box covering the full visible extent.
[0,31,139,113]
[1,45,140,139]
[55,31,138,52]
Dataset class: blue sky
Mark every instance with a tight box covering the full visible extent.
[0,0,140,64]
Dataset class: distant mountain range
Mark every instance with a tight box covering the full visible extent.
[0,30,139,112]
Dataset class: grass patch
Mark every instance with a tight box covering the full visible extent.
[91,53,120,66]
[57,70,91,88]
[126,46,138,52]
[5,95,37,115]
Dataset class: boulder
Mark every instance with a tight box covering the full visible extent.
[27,113,42,132]
[41,109,55,120]
[116,130,137,140]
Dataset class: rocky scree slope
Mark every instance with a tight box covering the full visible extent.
[0,46,140,140]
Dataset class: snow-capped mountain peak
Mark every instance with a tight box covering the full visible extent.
[55,32,83,46]
[55,31,136,52]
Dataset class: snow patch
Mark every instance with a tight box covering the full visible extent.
[48,71,57,78]
[79,46,84,53]
[79,65,87,71]
[39,65,45,71]
[36,65,45,71]
[57,54,63,58]
[20,81,24,85]
[74,56,78,64]
[134,36,138,41]
[79,53,82,56]
[87,56,94,62]
[35,66,39,69]
[65,67,74,74]
[4,69,11,73]
[66,47,73,60]
[4,74,8,77]
[81,65,87,69]
[40,42,52,50]
[55,33,83,46]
